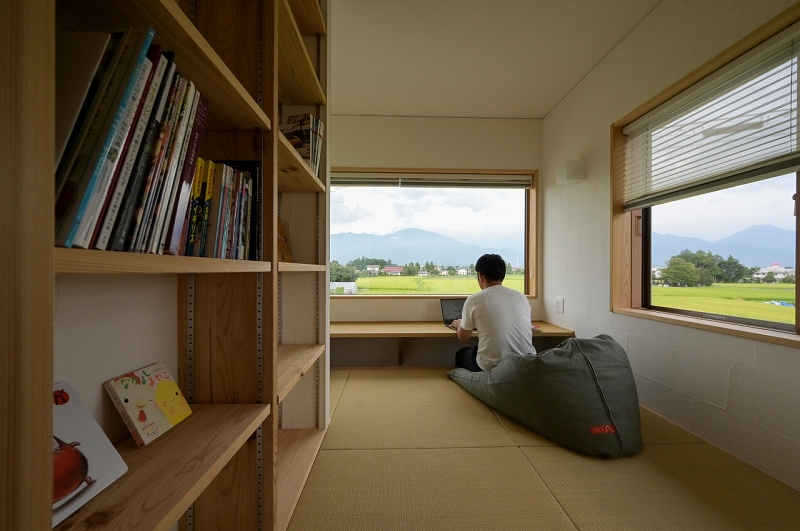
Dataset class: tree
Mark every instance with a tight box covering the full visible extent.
[506,261,513,274]
[403,263,419,276]
[677,249,723,282]
[330,261,357,282]
[662,257,700,286]
[764,272,776,283]
[780,275,796,284]
[347,256,393,270]
[716,255,756,283]
[447,266,456,276]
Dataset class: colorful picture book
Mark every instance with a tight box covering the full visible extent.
[52,381,128,527]
[104,362,192,447]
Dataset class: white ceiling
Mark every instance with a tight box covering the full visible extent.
[330,0,662,119]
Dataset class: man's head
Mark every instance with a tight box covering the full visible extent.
[475,254,506,288]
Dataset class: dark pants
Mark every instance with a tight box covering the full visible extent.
[455,346,483,372]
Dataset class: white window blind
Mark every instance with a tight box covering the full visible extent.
[621,22,800,210]
[330,169,534,188]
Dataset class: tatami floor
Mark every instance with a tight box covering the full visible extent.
[288,368,800,530]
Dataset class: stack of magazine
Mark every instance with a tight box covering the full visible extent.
[279,113,324,177]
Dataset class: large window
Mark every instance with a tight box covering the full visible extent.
[647,173,796,331]
[329,169,536,296]
[613,17,800,338]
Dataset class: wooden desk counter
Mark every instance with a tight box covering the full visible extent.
[330,321,574,339]
[330,321,575,366]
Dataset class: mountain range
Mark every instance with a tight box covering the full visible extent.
[331,225,795,270]
[330,228,523,268]
[652,224,795,268]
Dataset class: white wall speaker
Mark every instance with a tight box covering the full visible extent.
[556,159,585,184]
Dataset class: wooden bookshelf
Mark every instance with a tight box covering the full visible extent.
[57,404,269,531]
[3,0,329,529]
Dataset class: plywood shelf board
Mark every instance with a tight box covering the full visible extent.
[276,428,327,531]
[278,261,326,272]
[55,248,272,274]
[58,403,270,531]
[278,132,325,192]
[287,0,326,35]
[277,0,326,105]
[277,344,326,402]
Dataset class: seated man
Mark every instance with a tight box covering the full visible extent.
[449,253,533,371]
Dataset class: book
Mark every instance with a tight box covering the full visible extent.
[151,82,199,254]
[71,55,153,249]
[165,91,209,256]
[55,32,111,171]
[197,160,218,257]
[215,160,260,260]
[183,158,206,257]
[94,46,166,251]
[55,26,154,248]
[56,31,124,202]
[130,71,186,252]
[104,362,192,448]
[108,54,176,252]
[52,382,128,527]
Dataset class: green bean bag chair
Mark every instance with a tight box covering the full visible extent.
[448,334,642,458]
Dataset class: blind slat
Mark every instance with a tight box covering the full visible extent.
[622,21,800,210]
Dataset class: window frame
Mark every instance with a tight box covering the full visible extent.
[329,167,539,299]
[611,6,800,347]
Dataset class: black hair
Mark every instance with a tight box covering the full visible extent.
[475,254,506,282]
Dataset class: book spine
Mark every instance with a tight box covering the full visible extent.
[143,79,193,254]
[153,83,198,254]
[197,160,217,257]
[110,56,175,252]
[57,27,154,248]
[132,73,185,252]
[72,56,153,249]
[102,380,145,447]
[215,165,233,258]
[166,91,208,256]
[243,174,252,260]
[183,158,206,257]
[95,50,167,250]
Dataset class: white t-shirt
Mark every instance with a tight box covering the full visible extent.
[460,284,534,371]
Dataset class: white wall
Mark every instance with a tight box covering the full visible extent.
[330,115,543,321]
[542,0,800,490]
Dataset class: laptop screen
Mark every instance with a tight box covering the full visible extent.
[440,298,466,325]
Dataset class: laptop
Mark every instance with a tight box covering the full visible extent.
[440,298,467,327]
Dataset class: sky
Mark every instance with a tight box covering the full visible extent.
[330,186,525,251]
[651,172,796,241]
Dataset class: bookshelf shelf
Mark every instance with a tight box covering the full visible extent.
[277,344,326,402]
[54,248,272,275]
[59,0,271,131]
[58,403,270,531]
[278,132,325,192]
[278,261,327,273]
[277,0,327,105]
[276,427,327,531]
[287,0,327,36]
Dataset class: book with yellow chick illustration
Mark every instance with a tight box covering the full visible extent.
[104,362,192,447]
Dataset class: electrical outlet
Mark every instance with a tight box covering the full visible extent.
[555,297,564,314]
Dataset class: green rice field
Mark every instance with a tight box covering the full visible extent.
[350,274,526,295]
[651,283,796,324]
[338,277,795,325]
